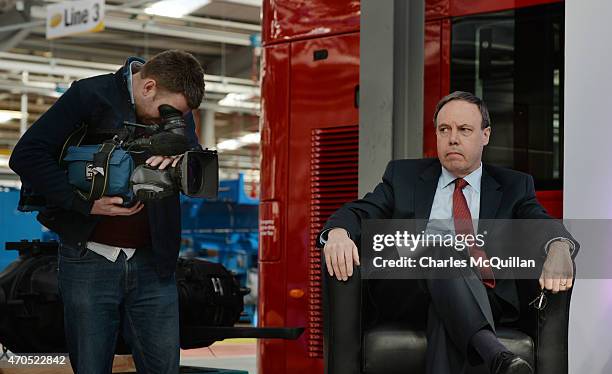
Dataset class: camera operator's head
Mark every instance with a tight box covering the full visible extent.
[132,50,205,125]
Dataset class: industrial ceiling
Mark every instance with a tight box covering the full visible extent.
[0,0,262,192]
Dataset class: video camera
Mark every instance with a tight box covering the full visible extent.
[118,104,219,202]
[17,104,218,212]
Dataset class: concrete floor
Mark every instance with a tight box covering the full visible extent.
[0,340,257,374]
[180,339,257,374]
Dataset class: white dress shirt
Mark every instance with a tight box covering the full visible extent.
[428,163,482,232]
[87,241,136,262]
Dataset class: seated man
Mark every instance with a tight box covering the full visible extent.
[319,91,577,374]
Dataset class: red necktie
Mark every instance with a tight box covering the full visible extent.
[453,178,495,288]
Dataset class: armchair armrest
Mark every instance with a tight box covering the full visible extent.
[515,277,573,374]
[536,285,573,374]
[322,251,363,374]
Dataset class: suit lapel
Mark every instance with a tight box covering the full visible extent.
[479,165,503,227]
[415,161,441,220]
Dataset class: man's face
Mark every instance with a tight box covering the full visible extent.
[134,78,190,125]
[435,100,490,177]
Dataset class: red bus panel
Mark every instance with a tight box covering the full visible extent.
[285,32,359,372]
[258,43,290,374]
[259,1,564,373]
[262,0,360,45]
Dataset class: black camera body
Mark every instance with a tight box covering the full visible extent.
[17,104,218,212]
[119,104,219,204]
[130,150,219,201]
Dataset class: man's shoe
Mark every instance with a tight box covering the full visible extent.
[492,351,534,374]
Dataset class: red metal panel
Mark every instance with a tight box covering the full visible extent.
[423,20,442,158]
[424,18,451,158]
[258,43,289,374]
[449,0,562,17]
[262,0,360,45]
[536,190,563,219]
[426,0,450,20]
[259,2,565,373]
[257,262,287,374]
[260,44,289,202]
[440,19,451,97]
[284,32,359,373]
[259,201,281,261]
[309,125,358,359]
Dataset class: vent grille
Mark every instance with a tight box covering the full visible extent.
[308,125,358,358]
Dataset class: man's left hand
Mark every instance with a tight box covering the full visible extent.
[146,155,183,170]
[539,240,574,293]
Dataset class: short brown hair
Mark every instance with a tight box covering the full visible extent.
[433,91,491,129]
[141,50,205,109]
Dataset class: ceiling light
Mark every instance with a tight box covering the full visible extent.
[0,110,22,123]
[216,132,260,152]
[225,0,261,6]
[239,132,260,144]
[217,139,241,151]
[218,93,260,110]
[0,155,9,168]
[144,0,210,18]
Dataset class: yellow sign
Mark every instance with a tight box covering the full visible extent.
[46,0,105,39]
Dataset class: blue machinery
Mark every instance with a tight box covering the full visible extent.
[180,174,259,325]
[0,178,286,374]
[0,187,45,270]
[0,174,260,325]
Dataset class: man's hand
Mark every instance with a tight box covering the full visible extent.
[146,155,183,170]
[323,228,360,281]
[91,197,144,216]
[539,240,574,293]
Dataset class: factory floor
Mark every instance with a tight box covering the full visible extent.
[0,339,257,374]
[180,338,257,373]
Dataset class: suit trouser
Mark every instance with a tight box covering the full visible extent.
[421,264,519,374]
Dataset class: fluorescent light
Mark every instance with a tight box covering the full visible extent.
[225,0,262,6]
[0,156,9,168]
[239,132,260,144]
[0,110,22,123]
[144,0,210,18]
[217,139,241,151]
[218,93,260,110]
[216,132,260,152]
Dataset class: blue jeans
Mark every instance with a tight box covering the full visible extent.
[58,244,179,374]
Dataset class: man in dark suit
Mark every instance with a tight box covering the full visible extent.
[319,91,577,374]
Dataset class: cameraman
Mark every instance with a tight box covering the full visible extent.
[9,50,205,374]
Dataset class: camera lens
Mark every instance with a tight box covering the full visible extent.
[187,154,203,194]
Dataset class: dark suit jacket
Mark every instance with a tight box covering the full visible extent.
[319,158,578,312]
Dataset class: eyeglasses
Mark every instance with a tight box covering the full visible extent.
[529,289,549,311]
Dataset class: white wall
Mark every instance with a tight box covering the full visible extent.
[565,1,612,372]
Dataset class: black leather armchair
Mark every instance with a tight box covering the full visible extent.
[322,256,573,374]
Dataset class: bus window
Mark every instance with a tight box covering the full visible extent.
[451,3,564,190]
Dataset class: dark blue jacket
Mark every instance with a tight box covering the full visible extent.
[9,58,200,277]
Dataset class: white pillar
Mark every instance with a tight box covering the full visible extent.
[20,71,28,135]
[202,109,216,150]
[565,1,612,372]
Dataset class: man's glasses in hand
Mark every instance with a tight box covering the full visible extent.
[529,289,549,311]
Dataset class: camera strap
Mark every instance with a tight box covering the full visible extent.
[92,127,132,144]
[84,142,116,201]
[59,124,88,169]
